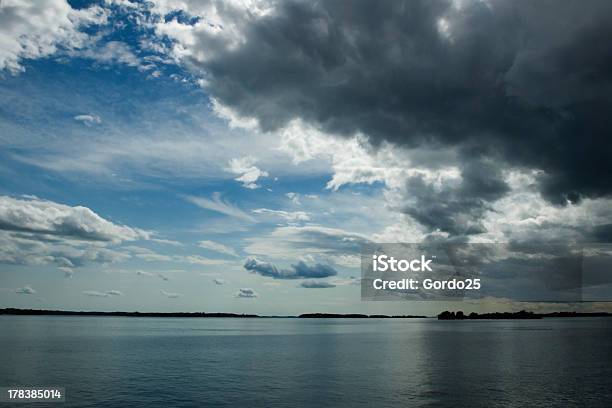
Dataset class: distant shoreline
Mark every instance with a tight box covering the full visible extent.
[1,308,611,319]
[0,308,259,318]
[0,308,426,319]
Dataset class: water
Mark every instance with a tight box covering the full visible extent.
[0,316,611,407]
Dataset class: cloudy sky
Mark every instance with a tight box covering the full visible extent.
[0,0,611,315]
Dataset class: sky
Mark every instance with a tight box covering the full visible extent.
[0,0,611,315]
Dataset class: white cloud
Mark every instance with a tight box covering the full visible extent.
[285,192,301,205]
[211,98,259,130]
[150,238,183,246]
[126,246,173,262]
[13,135,226,178]
[83,289,123,297]
[0,196,151,268]
[152,0,273,65]
[198,240,238,257]
[227,156,268,189]
[76,40,140,67]
[234,287,258,298]
[137,270,169,281]
[59,266,74,278]
[15,285,36,294]
[278,119,455,192]
[326,254,361,268]
[479,170,612,243]
[185,193,255,222]
[74,114,102,125]
[330,276,361,286]
[0,230,130,268]
[252,208,310,222]
[0,0,108,73]
[6,81,303,189]
[245,225,369,261]
[125,246,232,266]
[300,280,336,289]
[178,255,230,266]
[160,289,182,298]
[0,195,150,243]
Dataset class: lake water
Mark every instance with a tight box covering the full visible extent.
[0,316,611,407]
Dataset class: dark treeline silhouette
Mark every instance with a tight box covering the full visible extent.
[0,309,427,319]
[299,313,427,318]
[438,310,541,320]
[0,308,258,318]
[2,308,609,320]
[438,310,612,320]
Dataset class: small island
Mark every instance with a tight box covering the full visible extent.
[438,310,541,320]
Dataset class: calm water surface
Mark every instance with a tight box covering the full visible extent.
[1,316,611,407]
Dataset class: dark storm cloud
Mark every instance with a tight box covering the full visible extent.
[402,159,509,235]
[291,260,338,278]
[592,224,612,243]
[180,0,612,209]
[244,257,338,279]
